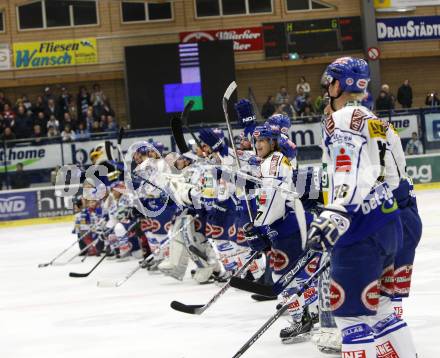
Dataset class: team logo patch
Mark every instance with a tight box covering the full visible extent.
[356,78,368,90]
[368,119,387,139]
[376,341,398,358]
[335,147,352,172]
[346,77,354,86]
[325,115,335,136]
[350,108,367,132]
[228,224,236,238]
[380,265,395,295]
[394,265,413,295]
[236,228,246,245]
[342,350,366,358]
[305,256,320,276]
[329,280,345,311]
[210,224,224,239]
[268,249,289,272]
[361,280,380,311]
[164,221,173,232]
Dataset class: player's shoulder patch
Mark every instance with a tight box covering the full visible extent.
[368,119,387,139]
[325,115,335,136]
[281,156,291,168]
[350,108,368,132]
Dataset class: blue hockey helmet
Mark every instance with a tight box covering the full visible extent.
[324,57,370,93]
[252,124,278,141]
[266,114,291,134]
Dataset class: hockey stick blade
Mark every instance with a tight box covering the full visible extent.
[223,81,237,100]
[180,100,195,126]
[170,300,205,315]
[68,253,108,278]
[229,277,274,297]
[38,262,51,268]
[171,117,190,153]
[117,127,124,145]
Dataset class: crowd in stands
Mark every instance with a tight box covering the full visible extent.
[0,84,117,144]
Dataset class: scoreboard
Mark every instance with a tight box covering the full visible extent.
[263,16,363,59]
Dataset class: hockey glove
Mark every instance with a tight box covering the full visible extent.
[234,99,256,138]
[244,222,272,252]
[307,209,350,252]
[198,128,228,157]
[278,134,297,160]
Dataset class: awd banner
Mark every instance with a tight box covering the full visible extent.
[13,38,98,69]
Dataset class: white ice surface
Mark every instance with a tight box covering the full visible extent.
[0,189,439,358]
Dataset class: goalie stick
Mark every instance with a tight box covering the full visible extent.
[231,258,330,358]
[229,248,319,296]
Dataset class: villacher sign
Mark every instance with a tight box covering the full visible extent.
[376,16,440,41]
[179,27,263,52]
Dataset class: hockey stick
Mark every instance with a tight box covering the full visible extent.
[56,234,105,266]
[69,220,139,278]
[69,253,109,278]
[38,221,104,268]
[231,258,330,358]
[229,249,318,296]
[171,117,190,153]
[170,251,259,315]
[180,100,204,150]
[96,216,196,287]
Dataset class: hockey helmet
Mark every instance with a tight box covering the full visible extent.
[324,57,370,93]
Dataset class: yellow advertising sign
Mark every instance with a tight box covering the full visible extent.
[13,38,98,69]
[374,0,392,8]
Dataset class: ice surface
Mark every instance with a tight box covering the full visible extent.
[0,189,439,358]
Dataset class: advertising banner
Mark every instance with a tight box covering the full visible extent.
[179,27,263,52]
[424,113,440,142]
[406,153,440,184]
[375,0,440,8]
[36,189,74,218]
[0,144,61,173]
[376,16,440,41]
[0,44,11,70]
[13,38,98,69]
[0,191,37,221]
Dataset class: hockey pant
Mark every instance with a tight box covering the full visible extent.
[331,220,417,358]
[109,221,142,259]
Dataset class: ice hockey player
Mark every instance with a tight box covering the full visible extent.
[308,56,417,357]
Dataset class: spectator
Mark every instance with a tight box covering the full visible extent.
[301,104,315,120]
[46,114,60,132]
[84,108,95,130]
[61,123,76,142]
[1,127,16,141]
[101,100,115,117]
[34,112,47,134]
[32,125,44,145]
[397,80,413,108]
[376,90,394,112]
[280,99,296,119]
[42,86,54,106]
[294,87,306,115]
[425,92,440,107]
[58,86,71,115]
[405,132,424,155]
[76,122,90,140]
[68,98,78,122]
[61,112,74,130]
[3,103,15,125]
[275,86,290,105]
[10,163,30,189]
[91,120,102,133]
[33,95,45,114]
[22,95,33,112]
[47,125,59,138]
[45,98,58,119]
[14,105,32,139]
[261,96,276,119]
[314,89,327,114]
[77,86,90,120]
[91,83,107,117]
[296,76,311,95]
[105,115,117,133]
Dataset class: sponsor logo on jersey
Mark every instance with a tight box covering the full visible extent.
[194,218,202,232]
[350,108,367,132]
[269,154,280,176]
[380,265,395,295]
[335,147,352,172]
[342,350,367,358]
[268,248,289,272]
[325,115,335,136]
[381,199,398,214]
[368,119,387,139]
[361,280,380,311]
[305,256,320,276]
[228,224,236,238]
[236,227,246,245]
[205,223,224,239]
[394,265,413,295]
[356,79,368,90]
[257,191,267,206]
[376,341,398,358]
[164,221,173,232]
[346,77,354,86]
[330,279,345,311]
